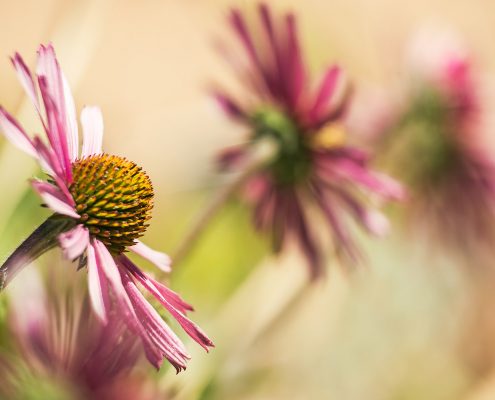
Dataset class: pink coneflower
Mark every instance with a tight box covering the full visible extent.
[0,44,213,371]
[213,4,404,278]
[369,28,495,254]
[0,272,154,400]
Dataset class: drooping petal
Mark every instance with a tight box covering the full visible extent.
[118,255,193,315]
[31,180,79,219]
[119,256,213,350]
[120,272,191,372]
[0,107,37,158]
[81,106,104,157]
[11,53,40,112]
[92,240,127,300]
[58,224,89,261]
[86,242,109,323]
[129,241,171,273]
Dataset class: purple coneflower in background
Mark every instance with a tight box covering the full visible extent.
[0,44,213,371]
[0,272,154,400]
[359,28,495,254]
[213,3,404,278]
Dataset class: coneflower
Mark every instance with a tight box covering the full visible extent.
[213,3,404,278]
[0,44,213,371]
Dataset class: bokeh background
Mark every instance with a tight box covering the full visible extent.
[2,0,495,399]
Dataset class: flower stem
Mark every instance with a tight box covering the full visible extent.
[171,140,276,267]
[0,215,74,290]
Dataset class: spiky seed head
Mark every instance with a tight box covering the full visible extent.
[70,154,154,254]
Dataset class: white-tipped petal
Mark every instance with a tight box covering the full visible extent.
[31,180,79,219]
[130,241,172,273]
[81,106,104,157]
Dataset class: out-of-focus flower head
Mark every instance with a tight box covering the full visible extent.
[213,3,404,278]
[0,44,213,371]
[0,270,156,400]
[360,26,495,254]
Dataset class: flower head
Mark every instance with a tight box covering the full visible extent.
[0,44,213,371]
[0,270,154,400]
[214,3,404,278]
[364,28,495,254]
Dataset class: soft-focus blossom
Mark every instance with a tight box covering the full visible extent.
[0,270,156,400]
[358,28,495,254]
[0,44,213,371]
[213,3,404,278]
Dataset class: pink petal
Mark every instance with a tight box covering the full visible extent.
[310,66,340,122]
[11,53,40,112]
[121,272,190,372]
[86,241,109,323]
[31,180,79,219]
[120,256,213,351]
[129,241,171,273]
[81,106,104,157]
[31,137,74,205]
[37,44,78,164]
[0,107,37,157]
[58,225,89,260]
[38,76,72,182]
[93,240,127,299]
[119,255,193,315]
[62,74,79,161]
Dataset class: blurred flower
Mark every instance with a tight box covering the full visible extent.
[0,270,155,400]
[0,44,213,371]
[359,27,495,254]
[213,3,404,278]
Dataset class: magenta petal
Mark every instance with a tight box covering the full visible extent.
[38,76,72,183]
[120,272,190,372]
[37,44,78,167]
[120,256,213,350]
[213,92,247,121]
[310,66,340,123]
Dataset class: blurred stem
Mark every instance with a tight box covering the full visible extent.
[171,140,276,267]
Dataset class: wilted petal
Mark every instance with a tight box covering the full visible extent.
[129,241,171,273]
[81,106,104,157]
[31,180,79,219]
[58,225,89,261]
